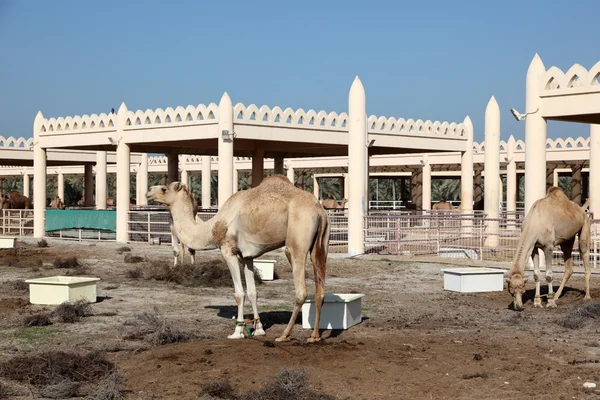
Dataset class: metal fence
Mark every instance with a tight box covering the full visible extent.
[0,209,34,237]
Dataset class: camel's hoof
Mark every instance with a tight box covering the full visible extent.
[307,337,321,343]
[546,299,557,308]
[584,296,592,301]
[253,328,266,337]
[227,332,245,340]
[533,298,543,308]
[275,335,291,342]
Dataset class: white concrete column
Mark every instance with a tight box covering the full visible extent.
[499,174,504,206]
[590,124,600,217]
[348,76,367,256]
[23,172,30,198]
[181,168,189,188]
[461,116,474,231]
[524,54,547,215]
[201,155,211,208]
[58,169,64,202]
[96,151,107,210]
[251,149,265,188]
[84,164,94,206]
[116,103,130,243]
[218,93,234,207]
[343,173,349,200]
[286,165,295,184]
[138,153,148,206]
[484,96,501,247]
[233,169,239,193]
[506,135,517,227]
[313,176,320,199]
[553,169,559,187]
[167,153,179,184]
[274,155,284,175]
[33,111,46,238]
[422,156,431,211]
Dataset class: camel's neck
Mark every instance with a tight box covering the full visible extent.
[509,223,536,277]
[169,201,216,251]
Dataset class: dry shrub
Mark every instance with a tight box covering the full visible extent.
[37,379,80,399]
[0,381,19,399]
[125,267,143,279]
[116,246,131,254]
[88,371,124,400]
[66,265,91,276]
[7,258,43,270]
[53,256,79,269]
[125,312,191,345]
[200,380,237,399]
[239,368,335,400]
[562,301,600,329]
[0,350,113,386]
[37,239,48,248]
[461,372,490,379]
[23,313,52,327]
[124,254,145,264]
[54,300,91,323]
[144,259,258,288]
[0,279,28,294]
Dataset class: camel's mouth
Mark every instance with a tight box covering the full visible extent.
[145,187,166,204]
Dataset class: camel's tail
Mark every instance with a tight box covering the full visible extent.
[311,210,330,287]
[580,213,591,254]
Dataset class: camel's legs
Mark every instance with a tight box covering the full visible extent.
[579,234,592,300]
[221,251,246,339]
[276,246,309,342]
[555,239,575,301]
[308,243,325,343]
[543,246,556,307]
[243,260,265,336]
[169,214,180,266]
[180,242,185,265]
[189,248,196,264]
[532,248,542,308]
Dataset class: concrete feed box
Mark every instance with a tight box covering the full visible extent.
[25,276,100,305]
[253,259,275,281]
[302,293,365,330]
[442,267,505,293]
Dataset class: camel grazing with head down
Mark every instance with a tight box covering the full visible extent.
[321,198,347,211]
[147,175,330,342]
[507,187,591,311]
[4,192,32,209]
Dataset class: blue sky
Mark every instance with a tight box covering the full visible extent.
[0,0,598,144]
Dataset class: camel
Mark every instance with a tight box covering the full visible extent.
[432,201,456,211]
[49,196,65,210]
[507,187,591,311]
[321,198,347,211]
[169,191,198,266]
[147,175,330,342]
[4,192,32,209]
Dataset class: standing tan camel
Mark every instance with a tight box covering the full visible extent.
[507,187,591,311]
[147,175,330,342]
[169,191,198,266]
[49,196,65,209]
[432,201,456,211]
[321,198,347,210]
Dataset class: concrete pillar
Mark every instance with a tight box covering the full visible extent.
[461,117,474,214]
[422,156,431,211]
[572,163,582,205]
[313,176,320,199]
[181,169,189,188]
[115,103,130,243]
[233,169,238,193]
[23,172,30,198]
[553,169,559,187]
[506,135,517,226]
[484,96,500,247]
[343,173,349,200]
[287,165,295,184]
[590,124,600,217]
[33,111,46,238]
[348,76,367,256]
[524,54,547,214]
[499,174,504,207]
[218,92,234,207]
[411,168,423,209]
[84,164,93,206]
[58,169,64,202]
[274,155,284,175]
[137,153,148,206]
[251,149,265,188]
[546,166,555,191]
[167,153,179,184]
[474,167,483,206]
[96,151,107,210]
[201,155,211,208]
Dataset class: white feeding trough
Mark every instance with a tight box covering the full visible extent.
[0,236,16,249]
[253,259,275,281]
[442,267,505,293]
[302,293,365,330]
[25,276,100,305]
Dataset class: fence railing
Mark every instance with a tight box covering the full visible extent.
[1,209,34,237]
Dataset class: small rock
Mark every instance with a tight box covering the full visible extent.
[583,382,597,389]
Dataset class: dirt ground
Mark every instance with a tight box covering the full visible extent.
[1,238,600,399]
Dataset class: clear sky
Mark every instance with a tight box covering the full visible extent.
[0,0,598,144]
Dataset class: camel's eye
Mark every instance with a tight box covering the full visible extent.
[161,188,166,193]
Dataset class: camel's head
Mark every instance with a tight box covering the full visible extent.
[146,182,189,208]
[507,273,528,311]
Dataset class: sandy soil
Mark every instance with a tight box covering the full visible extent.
[1,238,599,399]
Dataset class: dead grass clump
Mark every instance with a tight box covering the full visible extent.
[125,312,191,345]
[0,279,28,294]
[200,380,237,399]
[144,260,242,288]
[239,368,335,400]
[88,371,124,400]
[0,350,113,387]
[125,267,143,279]
[116,246,131,254]
[124,254,144,264]
[37,379,80,399]
[23,313,53,327]
[53,256,79,269]
[37,239,48,248]
[66,265,91,276]
[54,300,91,323]
[7,258,43,270]
[562,301,600,329]
[461,372,490,380]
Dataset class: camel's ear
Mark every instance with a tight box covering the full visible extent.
[172,182,182,192]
